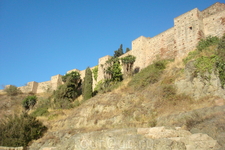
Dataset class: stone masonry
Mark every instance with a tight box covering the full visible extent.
[1,2,225,94]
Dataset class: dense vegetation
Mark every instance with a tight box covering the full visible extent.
[183,35,225,88]
[22,95,37,110]
[0,113,47,147]
[4,85,21,96]
[92,66,98,81]
[83,67,93,100]
[121,55,136,78]
[53,71,82,108]
[128,59,168,88]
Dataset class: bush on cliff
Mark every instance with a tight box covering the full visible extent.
[22,95,37,110]
[0,113,47,147]
[183,35,225,88]
[4,85,21,96]
[128,59,168,88]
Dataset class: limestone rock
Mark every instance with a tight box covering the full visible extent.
[29,127,220,150]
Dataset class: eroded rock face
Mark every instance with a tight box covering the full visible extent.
[29,127,220,150]
[175,61,225,99]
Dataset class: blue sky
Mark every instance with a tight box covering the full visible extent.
[0,0,222,89]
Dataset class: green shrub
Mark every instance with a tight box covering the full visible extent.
[104,57,123,82]
[4,85,21,96]
[162,84,176,99]
[128,60,167,88]
[121,55,136,78]
[0,113,47,147]
[53,71,82,109]
[94,80,121,94]
[183,50,199,64]
[183,35,225,88]
[31,107,49,117]
[92,66,98,81]
[197,36,220,52]
[22,95,37,110]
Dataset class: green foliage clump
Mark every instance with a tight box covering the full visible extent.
[4,85,21,96]
[105,57,123,82]
[94,80,121,94]
[129,60,167,88]
[31,107,49,117]
[125,48,130,53]
[197,36,220,52]
[83,67,93,100]
[121,55,136,78]
[31,98,50,117]
[92,66,98,81]
[162,85,176,99]
[114,44,124,58]
[183,35,225,88]
[22,95,37,110]
[0,113,47,147]
[53,71,82,109]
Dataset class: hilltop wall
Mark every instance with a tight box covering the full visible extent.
[129,2,225,71]
[16,75,62,94]
[1,2,225,94]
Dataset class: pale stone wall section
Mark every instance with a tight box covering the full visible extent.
[202,2,225,18]
[203,10,225,37]
[36,81,52,93]
[174,8,204,58]
[18,81,38,93]
[97,55,112,82]
[51,74,62,90]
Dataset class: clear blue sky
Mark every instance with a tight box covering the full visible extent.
[0,0,222,89]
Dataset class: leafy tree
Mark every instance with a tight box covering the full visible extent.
[121,55,136,78]
[125,48,130,53]
[53,71,82,108]
[83,67,93,100]
[104,58,123,82]
[22,95,37,110]
[114,44,124,58]
[0,113,47,147]
[4,85,21,96]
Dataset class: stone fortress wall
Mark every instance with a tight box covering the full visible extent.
[1,2,225,94]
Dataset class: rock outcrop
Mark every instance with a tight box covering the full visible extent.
[29,126,221,150]
[175,61,225,99]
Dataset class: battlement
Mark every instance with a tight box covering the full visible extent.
[1,2,224,94]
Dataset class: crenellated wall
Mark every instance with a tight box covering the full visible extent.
[2,2,225,94]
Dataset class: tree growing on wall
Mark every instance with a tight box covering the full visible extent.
[104,58,123,82]
[125,48,130,53]
[114,44,124,58]
[83,67,93,100]
[121,55,136,78]
[53,71,82,108]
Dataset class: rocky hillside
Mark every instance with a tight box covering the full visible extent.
[1,36,225,150]
[29,60,225,149]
